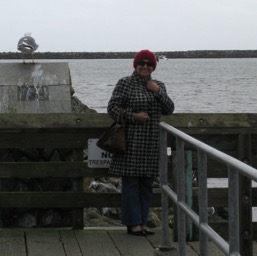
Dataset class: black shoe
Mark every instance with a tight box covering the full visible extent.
[127,227,146,236]
[142,229,155,235]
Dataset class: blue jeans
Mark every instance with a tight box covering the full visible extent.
[121,176,154,226]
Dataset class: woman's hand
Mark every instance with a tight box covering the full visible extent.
[132,112,150,122]
[146,80,160,93]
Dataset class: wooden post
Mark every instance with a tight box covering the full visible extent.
[72,149,84,229]
[238,134,253,256]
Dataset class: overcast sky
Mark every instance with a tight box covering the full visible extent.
[2,0,257,52]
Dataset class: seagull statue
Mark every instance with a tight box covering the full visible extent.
[17,33,39,63]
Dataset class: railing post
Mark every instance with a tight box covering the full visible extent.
[228,166,240,255]
[185,150,193,241]
[238,134,252,256]
[198,149,208,255]
[176,137,186,256]
[159,124,171,250]
[158,122,257,256]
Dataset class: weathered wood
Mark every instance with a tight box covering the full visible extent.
[75,230,120,255]
[0,229,26,256]
[0,132,94,148]
[72,149,84,229]
[0,113,111,129]
[209,222,257,241]
[192,187,257,207]
[170,134,238,150]
[0,162,108,178]
[26,229,65,256]
[0,228,256,256]
[0,112,257,232]
[163,113,257,129]
[0,191,162,208]
[108,230,154,255]
[188,241,230,256]
[59,230,82,256]
[238,134,253,255]
[0,113,257,130]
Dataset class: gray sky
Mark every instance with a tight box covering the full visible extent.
[2,0,257,52]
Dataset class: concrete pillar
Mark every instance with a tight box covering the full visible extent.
[0,62,72,113]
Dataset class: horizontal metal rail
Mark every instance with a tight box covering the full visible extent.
[159,121,257,256]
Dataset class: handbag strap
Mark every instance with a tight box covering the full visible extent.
[117,108,125,124]
[116,77,133,125]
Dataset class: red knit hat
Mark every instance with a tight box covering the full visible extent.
[133,49,157,71]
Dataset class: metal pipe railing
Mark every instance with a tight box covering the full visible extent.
[159,121,257,256]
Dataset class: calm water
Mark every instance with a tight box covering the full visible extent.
[1,58,256,113]
[66,58,257,113]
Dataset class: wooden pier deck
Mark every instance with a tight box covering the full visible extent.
[1,227,257,256]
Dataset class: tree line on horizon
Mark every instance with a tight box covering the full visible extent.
[0,50,257,59]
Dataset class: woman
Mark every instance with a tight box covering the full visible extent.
[107,49,174,236]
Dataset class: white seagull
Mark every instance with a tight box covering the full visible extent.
[17,33,39,63]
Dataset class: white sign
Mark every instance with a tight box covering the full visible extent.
[88,139,112,168]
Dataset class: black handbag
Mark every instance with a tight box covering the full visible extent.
[96,108,126,154]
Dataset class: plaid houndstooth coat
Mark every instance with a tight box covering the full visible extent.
[107,71,174,177]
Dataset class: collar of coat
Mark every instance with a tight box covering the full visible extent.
[132,70,152,83]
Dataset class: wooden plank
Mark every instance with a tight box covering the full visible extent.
[193,187,257,207]
[0,113,111,129]
[75,230,120,256]
[0,132,92,148]
[0,228,255,256]
[0,162,108,178]
[0,192,121,208]
[72,149,84,229]
[188,241,227,256]
[0,113,257,130]
[0,128,255,148]
[0,113,254,135]
[180,128,257,135]
[193,188,228,207]
[26,229,65,256]
[146,227,199,255]
[209,222,257,240]
[178,134,238,151]
[253,241,257,256]
[108,230,154,256]
[0,192,162,208]
[0,229,26,256]
[162,113,257,129]
[59,230,82,256]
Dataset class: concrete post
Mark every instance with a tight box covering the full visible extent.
[0,62,72,113]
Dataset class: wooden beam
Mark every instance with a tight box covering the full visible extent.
[0,192,162,208]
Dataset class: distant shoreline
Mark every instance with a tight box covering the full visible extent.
[0,50,257,59]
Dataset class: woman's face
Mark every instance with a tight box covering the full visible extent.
[135,59,154,79]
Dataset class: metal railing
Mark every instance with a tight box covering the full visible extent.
[159,121,257,256]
